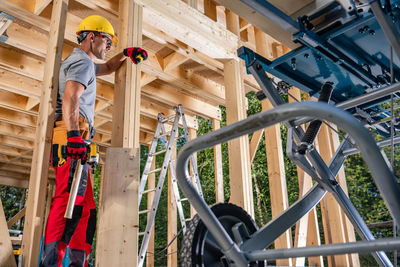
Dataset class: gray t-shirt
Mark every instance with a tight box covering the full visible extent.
[56,48,98,127]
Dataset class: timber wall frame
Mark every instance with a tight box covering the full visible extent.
[0,0,359,266]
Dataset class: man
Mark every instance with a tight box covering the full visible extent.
[40,15,148,267]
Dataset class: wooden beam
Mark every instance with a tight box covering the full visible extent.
[0,197,16,267]
[204,0,217,21]
[249,129,264,163]
[328,125,360,266]
[262,100,293,267]
[96,2,141,266]
[224,58,253,216]
[135,0,238,58]
[317,124,350,267]
[167,141,177,267]
[0,175,28,188]
[146,144,155,267]
[142,82,221,120]
[7,206,26,228]
[189,128,198,217]
[96,148,139,266]
[213,119,224,203]
[21,0,68,266]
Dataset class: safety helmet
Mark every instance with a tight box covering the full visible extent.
[76,15,118,43]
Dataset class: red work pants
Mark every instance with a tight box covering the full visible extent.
[41,158,96,267]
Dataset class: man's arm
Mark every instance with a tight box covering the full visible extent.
[96,52,126,76]
[62,80,85,131]
[96,47,149,76]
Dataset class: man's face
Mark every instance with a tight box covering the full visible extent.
[91,32,112,60]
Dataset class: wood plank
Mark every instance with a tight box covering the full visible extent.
[142,82,221,120]
[255,29,292,266]
[249,129,264,163]
[21,0,68,265]
[0,197,17,267]
[97,2,142,266]
[262,100,293,267]
[224,58,253,217]
[317,124,350,267]
[96,148,139,266]
[135,0,238,58]
[328,125,360,267]
[189,128,198,217]
[7,206,26,228]
[213,119,224,203]
[146,145,155,267]
[167,142,177,267]
[0,175,28,188]
[204,0,217,21]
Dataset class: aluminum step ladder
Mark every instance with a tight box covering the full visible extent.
[137,105,203,267]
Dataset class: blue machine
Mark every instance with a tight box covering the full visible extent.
[177,1,400,266]
[234,0,400,137]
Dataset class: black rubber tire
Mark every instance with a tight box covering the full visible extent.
[180,203,266,267]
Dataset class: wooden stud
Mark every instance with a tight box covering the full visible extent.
[146,145,155,267]
[189,128,198,217]
[213,119,224,203]
[328,125,360,267]
[96,148,139,266]
[167,142,177,267]
[224,58,254,217]
[256,29,292,266]
[0,197,16,267]
[96,1,142,266]
[111,1,142,149]
[224,8,239,35]
[204,0,217,21]
[21,0,68,266]
[6,207,26,229]
[317,124,350,267]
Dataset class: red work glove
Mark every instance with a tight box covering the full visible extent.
[123,47,148,64]
[66,130,87,161]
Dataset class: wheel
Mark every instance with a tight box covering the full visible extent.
[180,203,266,267]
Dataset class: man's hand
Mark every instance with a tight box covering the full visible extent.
[66,130,87,161]
[123,47,148,64]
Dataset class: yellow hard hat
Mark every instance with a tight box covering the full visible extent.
[76,15,118,43]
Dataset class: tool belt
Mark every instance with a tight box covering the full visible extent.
[52,117,90,167]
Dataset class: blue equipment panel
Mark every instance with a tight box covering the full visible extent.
[238,1,400,136]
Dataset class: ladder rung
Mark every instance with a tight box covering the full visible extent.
[151,149,166,156]
[180,198,188,202]
[161,115,175,123]
[159,131,171,138]
[138,232,145,236]
[185,218,192,222]
[139,209,150,215]
[177,134,186,139]
[141,188,156,194]
[147,168,162,174]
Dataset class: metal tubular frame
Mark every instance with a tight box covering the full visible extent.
[176,101,400,266]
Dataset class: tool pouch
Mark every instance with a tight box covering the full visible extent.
[51,118,90,167]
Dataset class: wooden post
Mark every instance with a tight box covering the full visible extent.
[146,145,155,267]
[224,9,239,36]
[96,1,142,266]
[204,0,217,21]
[189,128,198,217]
[328,126,360,267]
[1,197,17,267]
[289,89,323,267]
[317,124,350,267]
[224,58,254,217]
[256,27,292,266]
[167,142,178,267]
[213,119,224,203]
[96,148,139,266]
[21,0,68,266]
[111,1,143,149]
